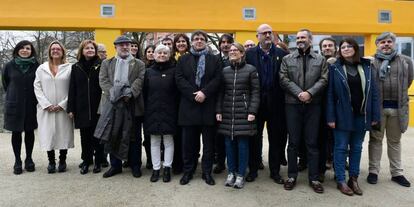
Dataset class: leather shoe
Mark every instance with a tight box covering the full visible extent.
[202,173,216,185]
[310,181,324,194]
[245,172,257,182]
[150,170,160,182]
[270,173,284,185]
[24,158,35,172]
[367,173,378,184]
[284,177,296,190]
[103,167,122,178]
[80,163,89,175]
[392,175,411,187]
[163,167,171,182]
[131,167,142,178]
[337,182,353,196]
[213,164,225,174]
[180,173,193,185]
[348,176,363,195]
[93,164,102,174]
[13,161,23,175]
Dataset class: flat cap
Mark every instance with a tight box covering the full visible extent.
[114,35,132,45]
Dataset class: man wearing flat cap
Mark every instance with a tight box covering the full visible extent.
[95,35,146,178]
[367,32,413,187]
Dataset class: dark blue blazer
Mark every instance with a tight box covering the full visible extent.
[326,58,380,131]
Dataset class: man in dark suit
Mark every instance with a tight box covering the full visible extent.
[245,24,288,183]
[175,30,222,185]
[213,33,234,174]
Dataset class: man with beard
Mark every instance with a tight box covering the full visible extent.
[245,24,289,183]
[317,37,338,181]
[280,29,328,193]
[367,32,413,187]
[96,35,146,178]
[213,33,234,174]
[175,30,222,185]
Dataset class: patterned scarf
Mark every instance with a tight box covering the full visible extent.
[257,45,275,91]
[190,47,209,87]
[375,49,397,80]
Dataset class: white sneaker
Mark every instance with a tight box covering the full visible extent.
[233,175,245,189]
[224,173,236,187]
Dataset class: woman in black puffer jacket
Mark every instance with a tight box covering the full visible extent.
[216,43,260,189]
[143,44,178,183]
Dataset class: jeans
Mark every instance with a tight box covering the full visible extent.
[151,134,174,170]
[333,115,366,183]
[225,136,249,177]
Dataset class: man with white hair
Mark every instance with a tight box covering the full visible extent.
[96,35,146,178]
[367,32,413,187]
[243,40,256,50]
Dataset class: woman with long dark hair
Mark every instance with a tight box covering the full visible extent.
[143,45,156,68]
[68,40,104,174]
[2,40,39,174]
[326,38,380,196]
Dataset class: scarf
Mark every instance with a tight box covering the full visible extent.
[257,45,275,91]
[375,49,397,80]
[14,56,36,74]
[114,54,134,86]
[190,47,209,87]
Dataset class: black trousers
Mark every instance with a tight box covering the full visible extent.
[173,127,183,172]
[80,126,104,165]
[249,96,287,177]
[286,104,321,182]
[214,133,226,166]
[182,126,215,174]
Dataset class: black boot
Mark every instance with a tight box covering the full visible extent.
[47,151,56,174]
[58,150,67,173]
[163,167,171,182]
[150,170,160,182]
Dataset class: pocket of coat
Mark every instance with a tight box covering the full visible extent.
[5,101,18,115]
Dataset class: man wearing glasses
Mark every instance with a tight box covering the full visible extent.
[175,30,222,185]
[245,24,289,184]
[280,29,328,193]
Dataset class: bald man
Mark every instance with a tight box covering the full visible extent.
[244,23,289,183]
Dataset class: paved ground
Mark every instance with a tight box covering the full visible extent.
[1,129,414,207]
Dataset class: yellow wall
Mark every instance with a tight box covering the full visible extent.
[1,0,414,35]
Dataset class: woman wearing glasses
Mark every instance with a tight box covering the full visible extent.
[216,43,260,189]
[326,38,380,196]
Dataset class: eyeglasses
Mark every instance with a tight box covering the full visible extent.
[340,45,353,50]
[193,37,206,42]
[258,31,272,36]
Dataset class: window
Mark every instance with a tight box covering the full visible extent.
[243,8,256,20]
[101,4,115,17]
[378,10,391,23]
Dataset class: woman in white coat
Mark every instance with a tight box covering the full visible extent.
[34,41,74,174]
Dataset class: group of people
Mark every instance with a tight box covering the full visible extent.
[2,23,412,194]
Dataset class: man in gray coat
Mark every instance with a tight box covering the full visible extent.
[280,29,328,193]
[97,35,146,178]
[367,32,413,187]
